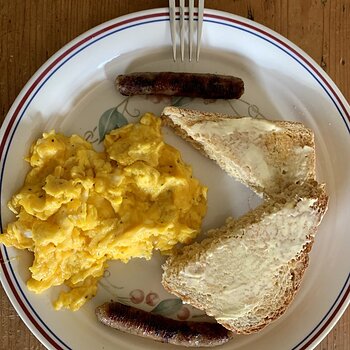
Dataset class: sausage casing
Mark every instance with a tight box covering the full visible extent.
[96,301,234,347]
[115,72,244,99]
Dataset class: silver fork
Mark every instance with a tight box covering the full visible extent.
[169,0,205,62]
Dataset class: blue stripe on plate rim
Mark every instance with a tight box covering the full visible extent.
[0,9,349,350]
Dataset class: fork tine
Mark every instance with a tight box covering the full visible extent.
[169,0,176,61]
[179,0,185,61]
[196,0,204,61]
[189,0,194,61]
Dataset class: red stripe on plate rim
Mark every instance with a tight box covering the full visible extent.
[0,12,168,160]
[0,11,168,350]
[0,9,349,349]
[205,13,350,124]
[0,251,63,349]
[299,282,350,349]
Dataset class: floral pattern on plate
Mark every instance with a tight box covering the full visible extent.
[84,96,266,143]
[99,270,195,321]
[89,95,267,321]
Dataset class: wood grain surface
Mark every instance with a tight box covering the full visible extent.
[0,1,349,349]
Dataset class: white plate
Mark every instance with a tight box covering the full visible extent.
[1,8,349,350]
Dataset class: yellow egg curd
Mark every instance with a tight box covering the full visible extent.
[0,113,207,311]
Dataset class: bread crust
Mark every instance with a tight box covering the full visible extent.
[161,107,316,197]
[160,107,328,335]
[162,183,328,334]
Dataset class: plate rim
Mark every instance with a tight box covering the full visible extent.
[0,7,349,350]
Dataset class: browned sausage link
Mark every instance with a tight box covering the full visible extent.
[96,302,234,347]
[115,72,244,99]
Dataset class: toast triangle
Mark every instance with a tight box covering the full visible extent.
[161,106,316,197]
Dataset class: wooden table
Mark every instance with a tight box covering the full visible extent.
[0,1,349,349]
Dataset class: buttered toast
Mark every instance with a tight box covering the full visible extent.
[161,106,316,197]
[161,106,328,334]
[162,181,328,334]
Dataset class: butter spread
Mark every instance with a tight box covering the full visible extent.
[168,113,314,194]
[176,117,281,187]
[179,197,318,321]
[189,117,282,135]
[293,146,314,180]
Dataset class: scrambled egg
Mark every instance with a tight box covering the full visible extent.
[0,113,207,311]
